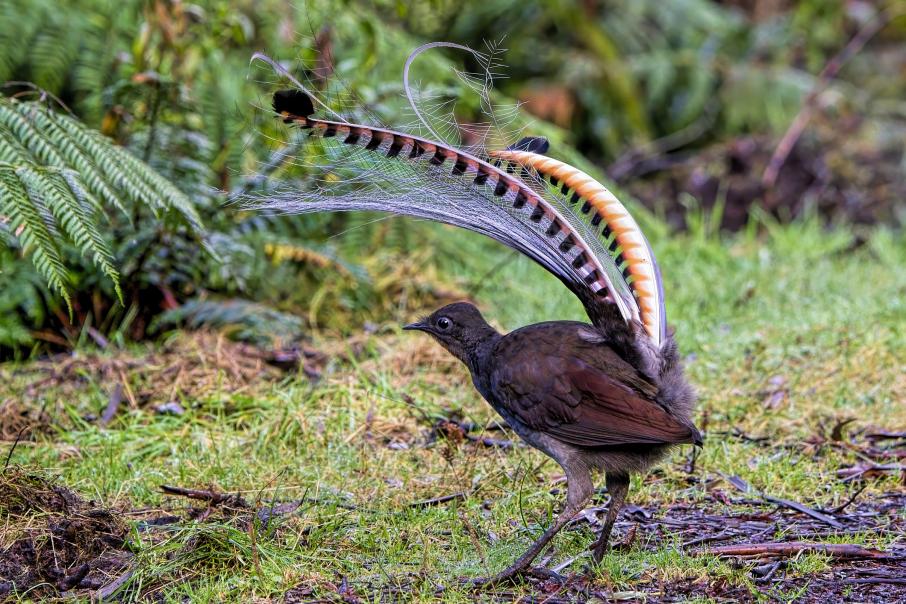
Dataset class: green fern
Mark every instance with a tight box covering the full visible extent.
[154,298,306,346]
[0,96,204,309]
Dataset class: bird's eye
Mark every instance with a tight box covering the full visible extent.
[436,317,452,331]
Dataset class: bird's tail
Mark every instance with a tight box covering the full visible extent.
[244,85,666,347]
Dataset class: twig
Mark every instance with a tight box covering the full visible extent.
[822,484,868,515]
[843,577,906,585]
[95,566,135,600]
[682,530,734,548]
[257,500,303,524]
[762,8,902,187]
[716,428,770,444]
[551,555,581,574]
[1,81,76,115]
[838,463,905,482]
[762,494,843,529]
[753,560,783,583]
[866,431,906,441]
[3,425,28,471]
[700,542,893,560]
[683,445,700,475]
[3,400,47,471]
[722,474,843,529]
[87,326,109,349]
[100,384,123,427]
[159,484,247,506]
[409,492,466,508]
[465,434,513,449]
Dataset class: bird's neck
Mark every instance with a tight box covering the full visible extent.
[461,326,502,375]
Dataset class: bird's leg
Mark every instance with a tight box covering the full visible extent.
[591,472,630,563]
[473,463,593,587]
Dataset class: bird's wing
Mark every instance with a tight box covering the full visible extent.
[491,333,696,447]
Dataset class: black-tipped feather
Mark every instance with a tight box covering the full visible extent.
[249,90,642,334]
[507,136,550,154]
[273,89,315,118]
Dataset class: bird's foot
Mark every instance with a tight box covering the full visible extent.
[466,566,565,588]
[590,537,610,564]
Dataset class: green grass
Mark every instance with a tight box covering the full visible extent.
[2,217,905,602]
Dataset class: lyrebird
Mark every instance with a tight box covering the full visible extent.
[249,45,701,584]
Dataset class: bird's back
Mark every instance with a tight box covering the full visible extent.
[486,321,701,449]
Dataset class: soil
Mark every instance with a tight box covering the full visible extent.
[613,124,906,233]
[0,469,132,600]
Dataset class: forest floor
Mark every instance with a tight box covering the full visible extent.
[1,220,904,603]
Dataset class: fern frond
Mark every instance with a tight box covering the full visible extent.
[0,96,206,308]
[29,23,79,94]
[0,165,71,306]
[15,164,121,299]
[13,108,127,215]
[263,240,368,281]
[155,298,306,346]
[0,0,42,84]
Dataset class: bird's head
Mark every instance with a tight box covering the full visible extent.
[404,302,499,365]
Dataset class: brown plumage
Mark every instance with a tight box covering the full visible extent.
[405,302,700,584]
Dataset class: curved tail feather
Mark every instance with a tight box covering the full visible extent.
[251,88,665,344]
[490,150,666,346]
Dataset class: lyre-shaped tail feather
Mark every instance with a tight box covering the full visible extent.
[490,150,666,345]
[251,89,658,342]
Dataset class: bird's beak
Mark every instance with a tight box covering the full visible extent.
[403,320,426,332]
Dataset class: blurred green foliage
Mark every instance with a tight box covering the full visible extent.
[0,0,903,356]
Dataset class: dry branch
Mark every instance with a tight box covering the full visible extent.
[722,474,844,528]
[100,383,123,426]
[763,8,904,187]
[159,484,247,506]
[700,542,893,560]
[409,492,466,508]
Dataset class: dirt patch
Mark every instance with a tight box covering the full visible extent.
[0,468,132,599]
[3,331,326,413]
[357,335,468,390]
[0,399,51,442]
[616,126,906,232]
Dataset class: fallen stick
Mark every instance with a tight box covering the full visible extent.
[843,577,906,585]
[159,484,247,506]
[822,484,867,514]
[837,463,905,482]
[762,494,843,529]
[682,530,735,548]
[466,434,513,448]
[699,542,893,560]
[722,474,844,529]
[409,492,466,508]
[96,566,135,600]
[100,383,123,426]
[865,431,906,441]
[762,7,903,187]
